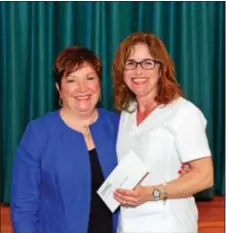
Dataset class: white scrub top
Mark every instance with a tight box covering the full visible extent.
[117,97,211,233]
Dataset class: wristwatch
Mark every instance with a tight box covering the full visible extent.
[152,188,161,201]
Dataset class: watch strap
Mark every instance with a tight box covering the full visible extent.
[162,183,168,204]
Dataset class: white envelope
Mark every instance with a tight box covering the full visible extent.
[97,150,148,212]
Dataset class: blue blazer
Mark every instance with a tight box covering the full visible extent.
[11,109,120,233]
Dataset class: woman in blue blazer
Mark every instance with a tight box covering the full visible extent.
[11,46,119,233]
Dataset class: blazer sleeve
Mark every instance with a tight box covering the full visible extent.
[11,120,44,233]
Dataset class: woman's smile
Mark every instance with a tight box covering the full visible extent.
[131,77,148,85]
[74,94,92,101]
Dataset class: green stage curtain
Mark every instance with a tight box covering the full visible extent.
[0,1,224,203]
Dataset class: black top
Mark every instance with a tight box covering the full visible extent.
[87,149,113,233]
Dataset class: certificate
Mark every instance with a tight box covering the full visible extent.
[97,150,148,212]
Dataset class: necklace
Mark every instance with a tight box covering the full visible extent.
[83,112,98,141]
[84,125,91,141]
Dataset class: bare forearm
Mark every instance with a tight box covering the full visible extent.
[146,170,213,201]
[163,171,212,199]
[114,158,214,206]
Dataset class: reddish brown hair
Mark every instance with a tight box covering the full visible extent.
[113,32,183,111]
[53,46,102,86]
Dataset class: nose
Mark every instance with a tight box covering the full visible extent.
[135,64,143,75]
[77,80,87,92]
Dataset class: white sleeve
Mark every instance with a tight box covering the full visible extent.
[174,106,211,163]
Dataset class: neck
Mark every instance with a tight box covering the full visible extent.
[136,87,158,113]
[136,96,157,114]
[60,107,98,126]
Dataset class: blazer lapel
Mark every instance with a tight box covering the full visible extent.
[90,111,118,179]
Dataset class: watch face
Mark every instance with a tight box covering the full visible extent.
[154,189,160,197]
[153,189,161,201]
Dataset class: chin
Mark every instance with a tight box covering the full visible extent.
[77,106,92,113]
[132,90,147,97]
[77,103,97,113]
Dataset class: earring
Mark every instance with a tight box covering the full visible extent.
[59,98,63,107]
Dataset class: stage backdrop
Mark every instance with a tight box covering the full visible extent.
[0,1,225,203]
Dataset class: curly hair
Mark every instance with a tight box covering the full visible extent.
[53,46,102,87]
[113,32,183,111]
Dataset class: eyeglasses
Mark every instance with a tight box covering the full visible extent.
[124,59,160,70]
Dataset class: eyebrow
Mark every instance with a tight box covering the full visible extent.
[86,72,97,76]
[67,72,97,78]
[126,58,154,62]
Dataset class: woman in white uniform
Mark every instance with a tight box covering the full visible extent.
[113,32,213,233]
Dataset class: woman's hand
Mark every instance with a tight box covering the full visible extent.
[113,163,192,207]
[114,185,150,207]
[179,163,191,176]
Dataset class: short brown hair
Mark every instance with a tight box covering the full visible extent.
[53,46,102,86]
[113,32,183,111]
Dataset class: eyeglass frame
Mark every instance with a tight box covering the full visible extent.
[124,58,161,70]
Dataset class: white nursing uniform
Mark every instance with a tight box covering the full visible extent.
[117,97,211,233]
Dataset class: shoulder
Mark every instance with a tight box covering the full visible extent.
[98,108,120,124]
[174,97,201,111]
[18,111,59,153]
[97,108,121,135]
[26,110,60,133]
[168,97,207,129]
[166,97,204,117]
[176,97,205,118]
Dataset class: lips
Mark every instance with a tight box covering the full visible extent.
[131,77,148,85]
[75,94,91,100]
